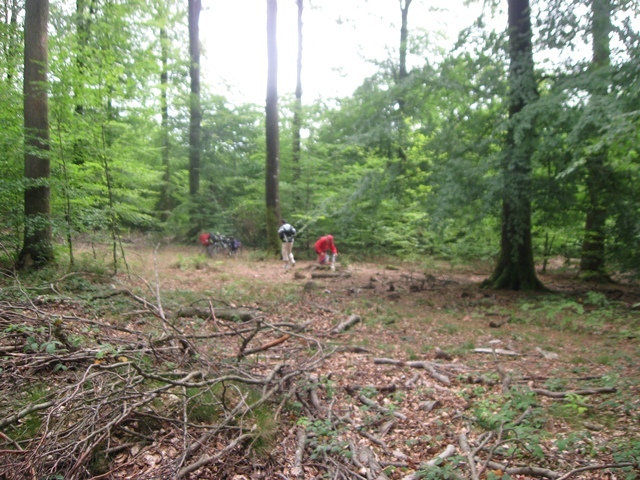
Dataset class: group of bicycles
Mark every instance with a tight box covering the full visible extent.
[201,232,243,257]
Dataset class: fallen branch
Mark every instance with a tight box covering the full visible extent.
[311,272,351,279]
[473,348,519,356]
[483,461,560,479]
[171,306,256,322]
[330,315,361,335]
[0,401,54,430]
[458,431,480,480]
[374,358,451,385]
[240,334,291,358]
[358,394,407,420]
[293,427,307,480]
[401,444,457,480]
[176,433,253,478]
[345,383,397,395]
[555,463,636,480]
[532,387,617,398]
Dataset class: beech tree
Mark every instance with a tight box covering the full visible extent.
[188,0,201,196]
[395,0,412,164]
[265,0,281,252]
[485,0,543,290]
[291,0,303,198]
[0,1,24,258]
[156,0,175,221]
[579,0,612,281]
[20,0,53,268]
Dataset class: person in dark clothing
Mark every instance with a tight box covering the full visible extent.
[278,220,296,269]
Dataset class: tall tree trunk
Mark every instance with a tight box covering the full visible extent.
[70,0,96,171]
[395,0,411,165]
[265,0,281,253]
[291,0,303,192]
[3,0,21,82]
[485,0,543,291]
[398,0,411,84]
[188,0,201,196]
[579,0,612,281]
[20,0,53,268]
[157,25,173,220]
[74,0,90,117]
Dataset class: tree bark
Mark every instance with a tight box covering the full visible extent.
[395,0,412,165]
[291,0,303,192]
[188,0,201,196]
[157,23,173,220]
[4,0,22,82]
[485,0,543,291]
[265,0,281,253]
[579,0,612,282]
[398,0,412,83]
[20,0,53,268]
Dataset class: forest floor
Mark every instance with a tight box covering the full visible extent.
[1,242,639,479]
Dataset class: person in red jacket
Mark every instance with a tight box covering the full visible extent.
[199,232,212,247]
[199,231,214,257]
[315,234,338,267]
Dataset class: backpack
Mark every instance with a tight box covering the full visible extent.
[279,224,295,242]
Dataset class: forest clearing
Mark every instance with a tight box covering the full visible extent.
[5,0,640,477]
[1,241,638,479]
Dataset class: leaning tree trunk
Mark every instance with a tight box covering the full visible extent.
[20,0,53,268]
[485,0,543,291]
[188,0,201,196]
[579,0,612,282]
[265,0,281,253]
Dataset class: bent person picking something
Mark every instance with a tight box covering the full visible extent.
[315,234,338,270]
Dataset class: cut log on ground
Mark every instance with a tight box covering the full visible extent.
[473,348,519,356]
[330,315,361,334]
[171,306,256,322]
[311,272,351,279]
[532,387,617,398]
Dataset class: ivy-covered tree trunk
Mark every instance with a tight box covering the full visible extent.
[486,0,543,291]
[20,0,54,268]
[265,0,281,253]
[579,0,612,281]
[188,0,201,196]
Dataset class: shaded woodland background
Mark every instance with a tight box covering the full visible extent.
[2,1,640,478]
[3,0,640,286]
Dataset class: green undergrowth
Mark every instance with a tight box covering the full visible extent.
[516,292,639,336]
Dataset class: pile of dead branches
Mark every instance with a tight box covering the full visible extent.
[0,285,334,479]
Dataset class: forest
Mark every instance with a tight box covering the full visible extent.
[2,0,639,284]
[1,0,640,479]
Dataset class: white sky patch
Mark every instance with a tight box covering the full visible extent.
[199,0,486,106]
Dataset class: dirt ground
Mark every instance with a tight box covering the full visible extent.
[118,244,640,479]
[2,243,639,479]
